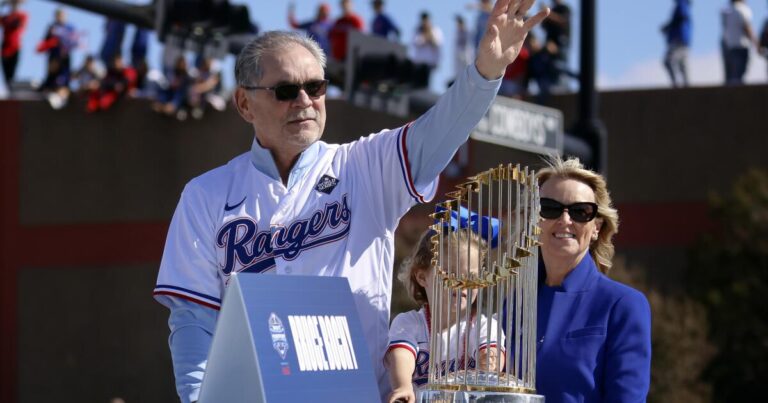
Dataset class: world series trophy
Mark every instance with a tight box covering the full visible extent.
[419,164,544,403]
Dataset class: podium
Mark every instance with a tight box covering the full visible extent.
[198,274,380,402]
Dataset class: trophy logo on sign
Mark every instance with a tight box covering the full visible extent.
[420,164,544,403]
[269,313,289,360]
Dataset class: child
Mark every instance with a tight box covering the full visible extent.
[386,211,505,403]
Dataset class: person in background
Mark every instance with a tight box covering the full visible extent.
[129,58,150,97]
[188,57,225,119]
[662,0,692,87]
[128,27,150,94]
[504,156,651,403]
[37,8,78,109]
[371,0,400,41]
[527,32,559,101]
[541,0,571,62]
[757,1,768,78]
[100,18,126,66]
[538,0,571,91]
[161,24,185,77]
[410,11,443,85]
[469,0,493,49]
[328,0,364,61]
[0,0,28,94]
[153,55,191,120]
[288,2,333,54]
[130,27,149,68]
[86,53,135,112]
[453,15,473,84]
[721,0,756,85]
[72,54,101,95]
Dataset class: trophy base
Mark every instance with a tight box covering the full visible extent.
[416,371,544,402]
[418,390,545,403]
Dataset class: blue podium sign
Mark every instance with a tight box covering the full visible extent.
[198,273,380,403]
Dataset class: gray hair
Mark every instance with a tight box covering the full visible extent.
[235,31,327,87]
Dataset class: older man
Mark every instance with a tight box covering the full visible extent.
[154,1,549,402]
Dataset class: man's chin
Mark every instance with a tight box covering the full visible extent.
[285,131,321,147]
[285,120,318,133]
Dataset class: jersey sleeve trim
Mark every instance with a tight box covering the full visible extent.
[387,340,418,360]
[396,122,428,204]
[154,284,221,310]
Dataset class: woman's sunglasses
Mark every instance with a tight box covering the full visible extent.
[241,79,329,101]
[539,198,599,223]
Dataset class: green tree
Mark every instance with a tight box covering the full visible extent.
[687,169,768,400]
[611,257,713,403]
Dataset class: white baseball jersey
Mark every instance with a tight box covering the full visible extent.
[388,307,504,389]
[154,123,436,397]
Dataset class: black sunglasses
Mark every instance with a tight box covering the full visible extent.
[241,79,329,101]
[539,197,599,223]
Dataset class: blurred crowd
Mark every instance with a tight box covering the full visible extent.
[661,0,768,87]
[0,1,226,119]
[2,0,768,115]
[287,0,575,100]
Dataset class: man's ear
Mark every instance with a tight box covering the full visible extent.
[233,87,252,122]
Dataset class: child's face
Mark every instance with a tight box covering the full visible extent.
[418,242,481,315]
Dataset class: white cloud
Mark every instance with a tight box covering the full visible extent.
[598,50,768,90]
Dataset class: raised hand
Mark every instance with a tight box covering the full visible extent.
[475,0,550,80]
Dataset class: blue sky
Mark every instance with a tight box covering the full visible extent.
[3,0,768,95]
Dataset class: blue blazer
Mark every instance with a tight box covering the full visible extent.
[534,254,652,403]
[504,253,651,403]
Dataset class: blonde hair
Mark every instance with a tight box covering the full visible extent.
[537,156,619,273]
[399,228,487,305]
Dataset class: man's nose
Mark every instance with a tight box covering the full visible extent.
[291,88,313,107]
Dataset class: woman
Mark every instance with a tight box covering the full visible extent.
[532,157,651,402]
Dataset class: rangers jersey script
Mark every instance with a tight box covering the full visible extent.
[388,307,504,389]
[154,124,436,394]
